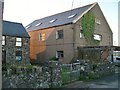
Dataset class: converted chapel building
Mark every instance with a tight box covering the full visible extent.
[26,2,113,64]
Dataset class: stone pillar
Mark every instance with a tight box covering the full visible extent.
[0,0,4,89]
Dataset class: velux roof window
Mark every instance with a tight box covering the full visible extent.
[35,23,42,26]
[67,14,77,19]
[25,25,31,29]
[49,19,57,23]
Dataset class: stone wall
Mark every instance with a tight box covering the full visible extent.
[2,61,115,88]
[78,60,115,80]
[2,61,62,88]
[2,36,30,65]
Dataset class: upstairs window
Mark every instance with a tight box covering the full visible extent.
[2,36,6,46]
[39,33,45,41]
[95,18,101,25]
[16,51,22,61]
[56,51,64,59]
[80,30,84,38]
[56,30,63,39]
[94,34,102,41]
[16,38,22,47]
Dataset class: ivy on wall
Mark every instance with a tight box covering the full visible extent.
[81,12,100,45]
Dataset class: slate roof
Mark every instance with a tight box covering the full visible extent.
[3,21,30,38]
[26,2,97,32]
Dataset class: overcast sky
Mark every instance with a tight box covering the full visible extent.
[3,0,119,45]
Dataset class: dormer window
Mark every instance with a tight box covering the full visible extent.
[25,25,31,29]
[49,19,57,23]
[68,14,77,19]
[35,23,42,26]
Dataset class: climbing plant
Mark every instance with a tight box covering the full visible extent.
[81,12,100,45]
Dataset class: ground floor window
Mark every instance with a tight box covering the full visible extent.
[56,51,64,59]
[2,51,6,64]
[16,51,22,61]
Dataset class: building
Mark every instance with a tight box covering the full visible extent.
[2,21,30,65]
[0,0,4,89]
[26,2,113,64]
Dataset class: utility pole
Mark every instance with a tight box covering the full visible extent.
[71,0,74,10]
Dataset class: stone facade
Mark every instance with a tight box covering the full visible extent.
[2,36,30,65]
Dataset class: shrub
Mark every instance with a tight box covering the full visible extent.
[50,56,59,61]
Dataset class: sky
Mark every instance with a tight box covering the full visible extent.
[3,0,119,46]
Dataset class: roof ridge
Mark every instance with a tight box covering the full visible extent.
[3,20,22,25]
[35,2,97,21]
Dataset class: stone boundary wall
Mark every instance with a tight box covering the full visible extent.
[2,61,115,88]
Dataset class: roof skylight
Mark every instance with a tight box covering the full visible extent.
[25,25,31,29]
[49,19,57,23]
[68,14,77,19]
[35,23,42,26]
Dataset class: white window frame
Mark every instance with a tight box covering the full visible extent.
[94,34,102,41]
[80,30,84,38]
[39,33,45,41]
[56,51,64,59]
[16,37,22,47]
[2,36,6,45]
[95,18,101,25]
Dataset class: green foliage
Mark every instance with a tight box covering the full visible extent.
[81,12,100,45]
[26,64,33,69]
[50,56,58,61]
[61,72,71,84]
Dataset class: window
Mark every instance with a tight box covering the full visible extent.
[16,38,22,46]
[25,25,31,29]
[56,51,64,58]
[39,33,45,41]
[68,14,77,19]
[35,23,42,26]
[95,18,101,24]
[94,34,102,41]
[16,51,22,61]
[49,19,57,23]
[2,36,6,45]
[80,30,84,38]
[56,30,63,39]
